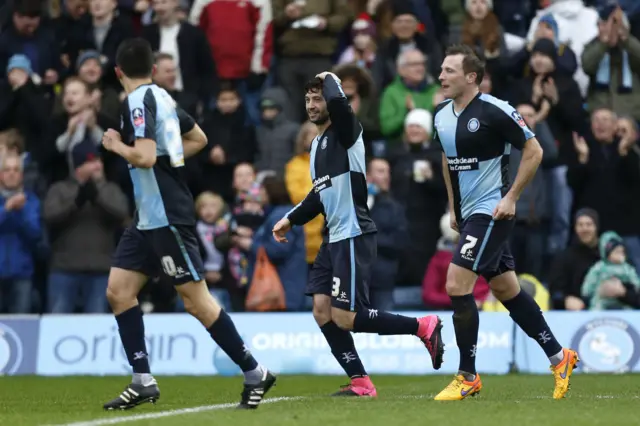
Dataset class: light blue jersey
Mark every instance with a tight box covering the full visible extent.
[121,84,196,230]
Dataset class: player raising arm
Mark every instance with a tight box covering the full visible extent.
[101,38,274,411]
[432,44,578,401]
[272,71,444,398]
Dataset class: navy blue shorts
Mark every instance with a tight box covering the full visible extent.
[452,214,515,280]
[306,233,376,311]
[112,225,204,285]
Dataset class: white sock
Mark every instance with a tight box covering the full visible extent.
[549,349,565,366]
[132,373,156,386]
[243,364,267,385]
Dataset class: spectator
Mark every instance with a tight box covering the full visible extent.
[509,103,558,279]
[0,0,62,87]
[254,87,300,178]
[500,13,579,85]
[568,108,640,268]
[197,83,257,202]
[45,77,118,184]
[66,0,135,90]
[247,177,307,311]
[526,0,599,95]
[422,211,490,309]
[175,191,233,311]
[54,0,89,74]
[388,109,447,285]
[0,54,50,166]
[53,50,121,122]
[272,0,351,122]
[366,158,407,311]
[190,0,272,124]
[582,230,640,310]
[0,154,41,313]
[372,0,442,90]
[0,129,44,198]
[457,0,505,61]
[337,13,377,69]
[379,49,439,141]
[549,208,601,310]
[143,0,216,115]
[284,121,322,267]
[492,0,537,39]
[334,63,381,150]
[152,52,198,118]
[43,139,129,313]
[582,4,640,122]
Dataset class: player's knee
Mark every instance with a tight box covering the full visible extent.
[445,264,476,296]
[106,281,135,307]
[312,295,332,326]
[489,272,520,301]
[331,308,355,331]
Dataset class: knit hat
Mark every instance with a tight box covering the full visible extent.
[351,13,377,40]
[603,233,625,259]
[71,139,99,170]
[597,0,618,21]
[404,108,433,135]
[392,0,416,18]
[538,14,559,42]
[76,50,103,71]
[465,0,493,12]
[575,207,599,229]
[531,38,558,63]
[6,54,32,75]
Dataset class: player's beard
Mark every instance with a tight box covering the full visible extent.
[309,109,330,125]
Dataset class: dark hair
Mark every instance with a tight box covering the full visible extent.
[366,157,389,173]
[333,65,372,98]
[218,80,240,97]
[304,77,323,95]
[154,52,174,64]
[116,38,154,79]
[262,176,291,206]
[13,0,42,17]
[63,76,90,93]
[445,44,485,85]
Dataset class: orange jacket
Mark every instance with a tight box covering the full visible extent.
[285,153,323,264]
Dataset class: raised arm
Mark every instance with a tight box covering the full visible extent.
[319,72,361,149]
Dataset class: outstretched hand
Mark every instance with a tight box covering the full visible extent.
[272,217,292,243]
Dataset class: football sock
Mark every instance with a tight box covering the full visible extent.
[207,310,259,372]
[243,364,268,385]
[451,294,479,375]
[320,321,368,378]
[501,290,563,363]
[352,309,419,335]
[132,373,156,386]
[116,305,151,374]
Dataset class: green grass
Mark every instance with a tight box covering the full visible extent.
[0,375,638,426]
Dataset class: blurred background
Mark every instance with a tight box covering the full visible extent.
[0,0,639,318]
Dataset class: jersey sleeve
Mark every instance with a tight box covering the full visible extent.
[176,104,196,135]
[323,75,361,149]
[129,88,158,140]
[285,188,324,226]
[491,100,535,150]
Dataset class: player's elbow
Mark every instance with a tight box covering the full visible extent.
[525,138,543,165]
[137,152,157,168]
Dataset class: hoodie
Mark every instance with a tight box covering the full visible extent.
[254,87,299,177]
[581,231,640,310]
[526,0,600,95]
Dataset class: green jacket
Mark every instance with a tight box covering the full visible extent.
[379,76,439,140]
[581,231,640,310]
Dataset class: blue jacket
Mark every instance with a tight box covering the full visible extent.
[0,192,41,279]
[369,194,408,290]
[249,205,308,311]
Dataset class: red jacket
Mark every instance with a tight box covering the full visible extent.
[422,247,490,308]
[190,0,273,79]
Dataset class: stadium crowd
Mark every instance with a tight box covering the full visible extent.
[0,0,639,314]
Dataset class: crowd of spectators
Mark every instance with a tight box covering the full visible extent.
[0,0,639,314]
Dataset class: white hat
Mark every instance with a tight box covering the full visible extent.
[404,108,433,135]
[465,0,493,12]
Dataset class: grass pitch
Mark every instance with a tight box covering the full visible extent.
[0,374,638,426]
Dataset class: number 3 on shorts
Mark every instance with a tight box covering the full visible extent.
[460,235,478,254]
[331,277,340,297]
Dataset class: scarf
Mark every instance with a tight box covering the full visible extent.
[596,49,633,93]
